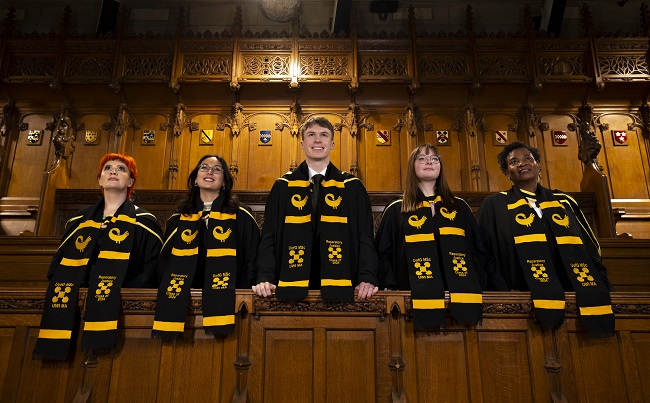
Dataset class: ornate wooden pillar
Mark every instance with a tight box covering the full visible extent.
[232,296,253,402]
[220,102,256,181]
[103,103,137,154]
[542,329,569,403]
[387,298,406,403]
[0,102,18,195]
[35,106,75,235]
[463,104,482,191]
[228,103,242,181]
[407,5,420,95]
[230,6,242,92]
[521,104,549,150]
[404,103,419,153]
[275,101,302,172]
[581,4,605,92]
[160,103,198,189]
[577,104,616,237]
[337,102,360,177]
[168,6,184,93]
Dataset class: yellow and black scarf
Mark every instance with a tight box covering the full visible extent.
[276,168,354,302]
[33,200,136,360]
[507,186,614,333]
[403,196,483,331]
[152,195,237,339]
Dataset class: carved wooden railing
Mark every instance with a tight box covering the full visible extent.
[0,289,648,402]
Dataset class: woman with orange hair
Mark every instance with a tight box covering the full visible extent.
[34,153,162,360]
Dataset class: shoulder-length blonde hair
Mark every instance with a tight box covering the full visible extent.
[402,143,456,213]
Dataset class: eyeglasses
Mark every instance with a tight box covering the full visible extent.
[198,164,224,174]
[508,156,535,167]
[415,155,441,164]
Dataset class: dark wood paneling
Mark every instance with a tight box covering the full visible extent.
[326,330,377,402]
[569,332,628,402]
[263,330,314,401]
[413,332,469,401]
[631,333,650,402]
[0,236,59,287]
[478,332,534,401]
[108,329,163,402]
[0,290,648,402]
[0,328,16,402]
[600,239,650,292]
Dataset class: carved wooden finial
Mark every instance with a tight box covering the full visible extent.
[233,5,243,35]
[641,3,650,37]
[405,103,418,138]
[0,102,17,139]
[408,5,415,30]
[639,104,650,138]
[103,103,131,138]
[465,5,475,33]
[580,3,593,36]
[59,5,72,37]
[0,6,16,38]
[523,4,534,33]
[575,104,603,168]
[176,6,186,34]
[48,105,75,171]
[522,104,549,137]
[578,124,602,167]
[115,4,128,36]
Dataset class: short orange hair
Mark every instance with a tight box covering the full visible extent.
[96,153,138,198]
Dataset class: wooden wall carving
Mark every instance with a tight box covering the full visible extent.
[0,3,649,238]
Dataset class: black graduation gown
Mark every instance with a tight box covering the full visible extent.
[158,199,260,289]
[375,197,506,291]
[476,185,613,291]
[256,161,379,287]
[47,198,163,288]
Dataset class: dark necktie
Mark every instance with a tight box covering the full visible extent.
[312,174,323,210]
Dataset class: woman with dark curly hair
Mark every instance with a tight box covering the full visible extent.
[153,155,259,339]
[375,144,502,331]
[477,141,614,333]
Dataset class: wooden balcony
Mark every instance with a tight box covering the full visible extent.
[0,289,648,402]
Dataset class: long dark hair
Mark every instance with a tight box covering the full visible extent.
[402,144,456,213]
[178,154,239,215]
